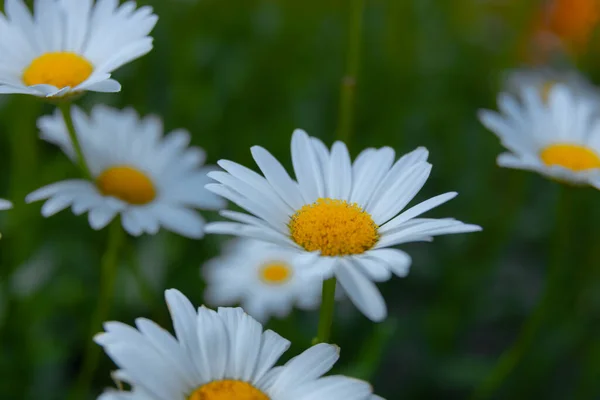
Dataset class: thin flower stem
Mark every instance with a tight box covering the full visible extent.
[471,185,573,400]
[59,102,92,179]
[70,220,125,400]
[336,0,365,145]
[315,277,337,344]
[314,0,365,346]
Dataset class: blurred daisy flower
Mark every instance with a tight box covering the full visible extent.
[0,0,157,98]
[0,199,11,211]
[96,289,381,400]
[538,0,600,51]
[202,239,323,323]
[479,83,600,188]
[205,130,481,322]
[0,199,11,238]
[504,67,600,104]
[26,105,225,238]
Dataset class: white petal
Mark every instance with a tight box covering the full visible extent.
[251,145,304,210]
[336,259,387,322]
[291,129,325,203]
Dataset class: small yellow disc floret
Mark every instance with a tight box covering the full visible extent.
[188,380,270,400]
[96,166,156,205]
[23,52,93,89]
[289,198,379,257]
[540,143,600,171]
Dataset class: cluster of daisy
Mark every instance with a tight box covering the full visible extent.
[15,0,600,398]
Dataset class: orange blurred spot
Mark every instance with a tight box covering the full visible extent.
[528,0,600,59]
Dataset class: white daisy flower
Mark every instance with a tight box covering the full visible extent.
[503,67,600,104]
[26,105,226,238]
[0,0,157,98]
[0,199,11,210]
[479,83,600,188]
[204,130,481,322]
[95,288,381,400]
[202,239,323,323]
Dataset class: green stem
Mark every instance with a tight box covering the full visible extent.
[471,185,573,400]
[59,102,92,179]
[315,278,337,344]
[314,0,365,346]
[70,220,125,400]
[335,0,365,144]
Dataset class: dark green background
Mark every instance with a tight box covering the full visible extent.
[1,0,600,399]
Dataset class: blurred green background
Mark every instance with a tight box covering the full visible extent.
[2,0,600,399]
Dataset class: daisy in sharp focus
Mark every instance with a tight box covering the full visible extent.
[0,0,157,98]
[26,105,225,238]
[479,82,600,188]
[96,289,382,400]
[204,130,481,322]
[203,238,323,323]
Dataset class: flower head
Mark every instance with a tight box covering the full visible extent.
[479,82,600,187]
[95,289,381,400]
[0,0,157,98]
[203,239,323,323]
[26,105,225,238]
[204,130,481,321]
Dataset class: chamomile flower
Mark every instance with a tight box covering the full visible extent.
[504,68,600,104]
[96,289,381,400]
[202,239,323,323]
[0,0,157,98]
[26,105,225,238]
[204,130,481,322]
[479,83,600,188]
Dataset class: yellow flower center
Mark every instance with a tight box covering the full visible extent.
[289,198,379,257]
[189,380,269,400]
[96,166,156,205]
[259,262,292,284]
[540,143,600,171]
[22,52,93,89]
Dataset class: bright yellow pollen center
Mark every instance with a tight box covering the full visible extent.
[260,262,292,284]
[289,198,379,257]
[189,380,269,400]
[96,166,156,205]
[540,143,600,171]
[22,52,93,88]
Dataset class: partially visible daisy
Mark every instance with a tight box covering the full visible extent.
[0,0,157,98]
[26,105,225,238]
[202,239,323,323]
[0,199,11,239]
[504,67,600,105]
[204,130,481,322]
[0,199,11,211]
[479,82,600,188]
[96,289,381,400]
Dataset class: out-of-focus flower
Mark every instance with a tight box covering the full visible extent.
[26,106,225,238]
[202,239,323,323]
[0,0,157,98]
[0,199,12,239]
[479,83,600,187]
[95,289,381,400]
[504,67,600,104]
[205,130,481,322]
[0,199,11,211]
[529,0,600,56]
